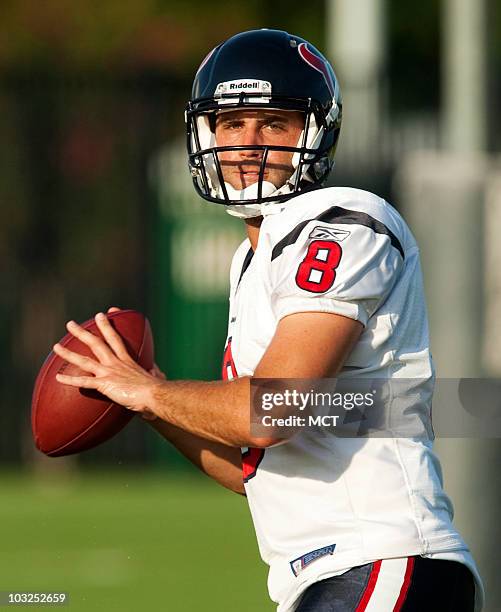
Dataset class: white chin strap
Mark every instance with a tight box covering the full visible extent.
[224,181,280,218]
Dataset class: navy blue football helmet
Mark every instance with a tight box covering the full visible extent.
[186,29,342,217]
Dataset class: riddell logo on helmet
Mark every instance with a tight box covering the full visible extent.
[229,81,260,90]
[214,79,272,97]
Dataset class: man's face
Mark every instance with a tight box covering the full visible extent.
[213,109,305,191]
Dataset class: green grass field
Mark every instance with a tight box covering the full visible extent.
[0,469,273,611]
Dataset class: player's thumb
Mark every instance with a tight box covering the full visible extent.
[150,364,167,380]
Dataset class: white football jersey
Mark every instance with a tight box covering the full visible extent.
[222,187,484,611]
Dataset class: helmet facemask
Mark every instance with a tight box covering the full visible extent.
[186,95,340,218]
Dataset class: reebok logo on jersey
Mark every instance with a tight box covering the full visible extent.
[290,543,336,576]
[308,226,351,241]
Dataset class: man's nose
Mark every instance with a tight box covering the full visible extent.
[240,126,263,154]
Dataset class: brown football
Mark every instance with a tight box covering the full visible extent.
[31,309,154,457]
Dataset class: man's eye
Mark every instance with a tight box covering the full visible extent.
[266,123,285,131]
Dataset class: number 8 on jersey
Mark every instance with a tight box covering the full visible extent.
[295,240,342,293]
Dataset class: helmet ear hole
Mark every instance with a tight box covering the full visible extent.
[208,113,217,133]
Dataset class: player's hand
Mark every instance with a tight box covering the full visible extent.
[53,313,163,420]
[108,306,167,383]
[150,363,167,380]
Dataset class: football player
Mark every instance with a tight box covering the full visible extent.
[54,30,484,611]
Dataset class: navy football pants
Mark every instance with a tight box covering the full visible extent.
[295,557,475,611]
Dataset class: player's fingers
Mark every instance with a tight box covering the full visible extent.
[94,312,134,362]
[55,373,97,388]
[66,320,115,363]
[53,343,102,375]
[107,306,121,313]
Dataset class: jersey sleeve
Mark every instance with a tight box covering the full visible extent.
[269,219,404,327]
